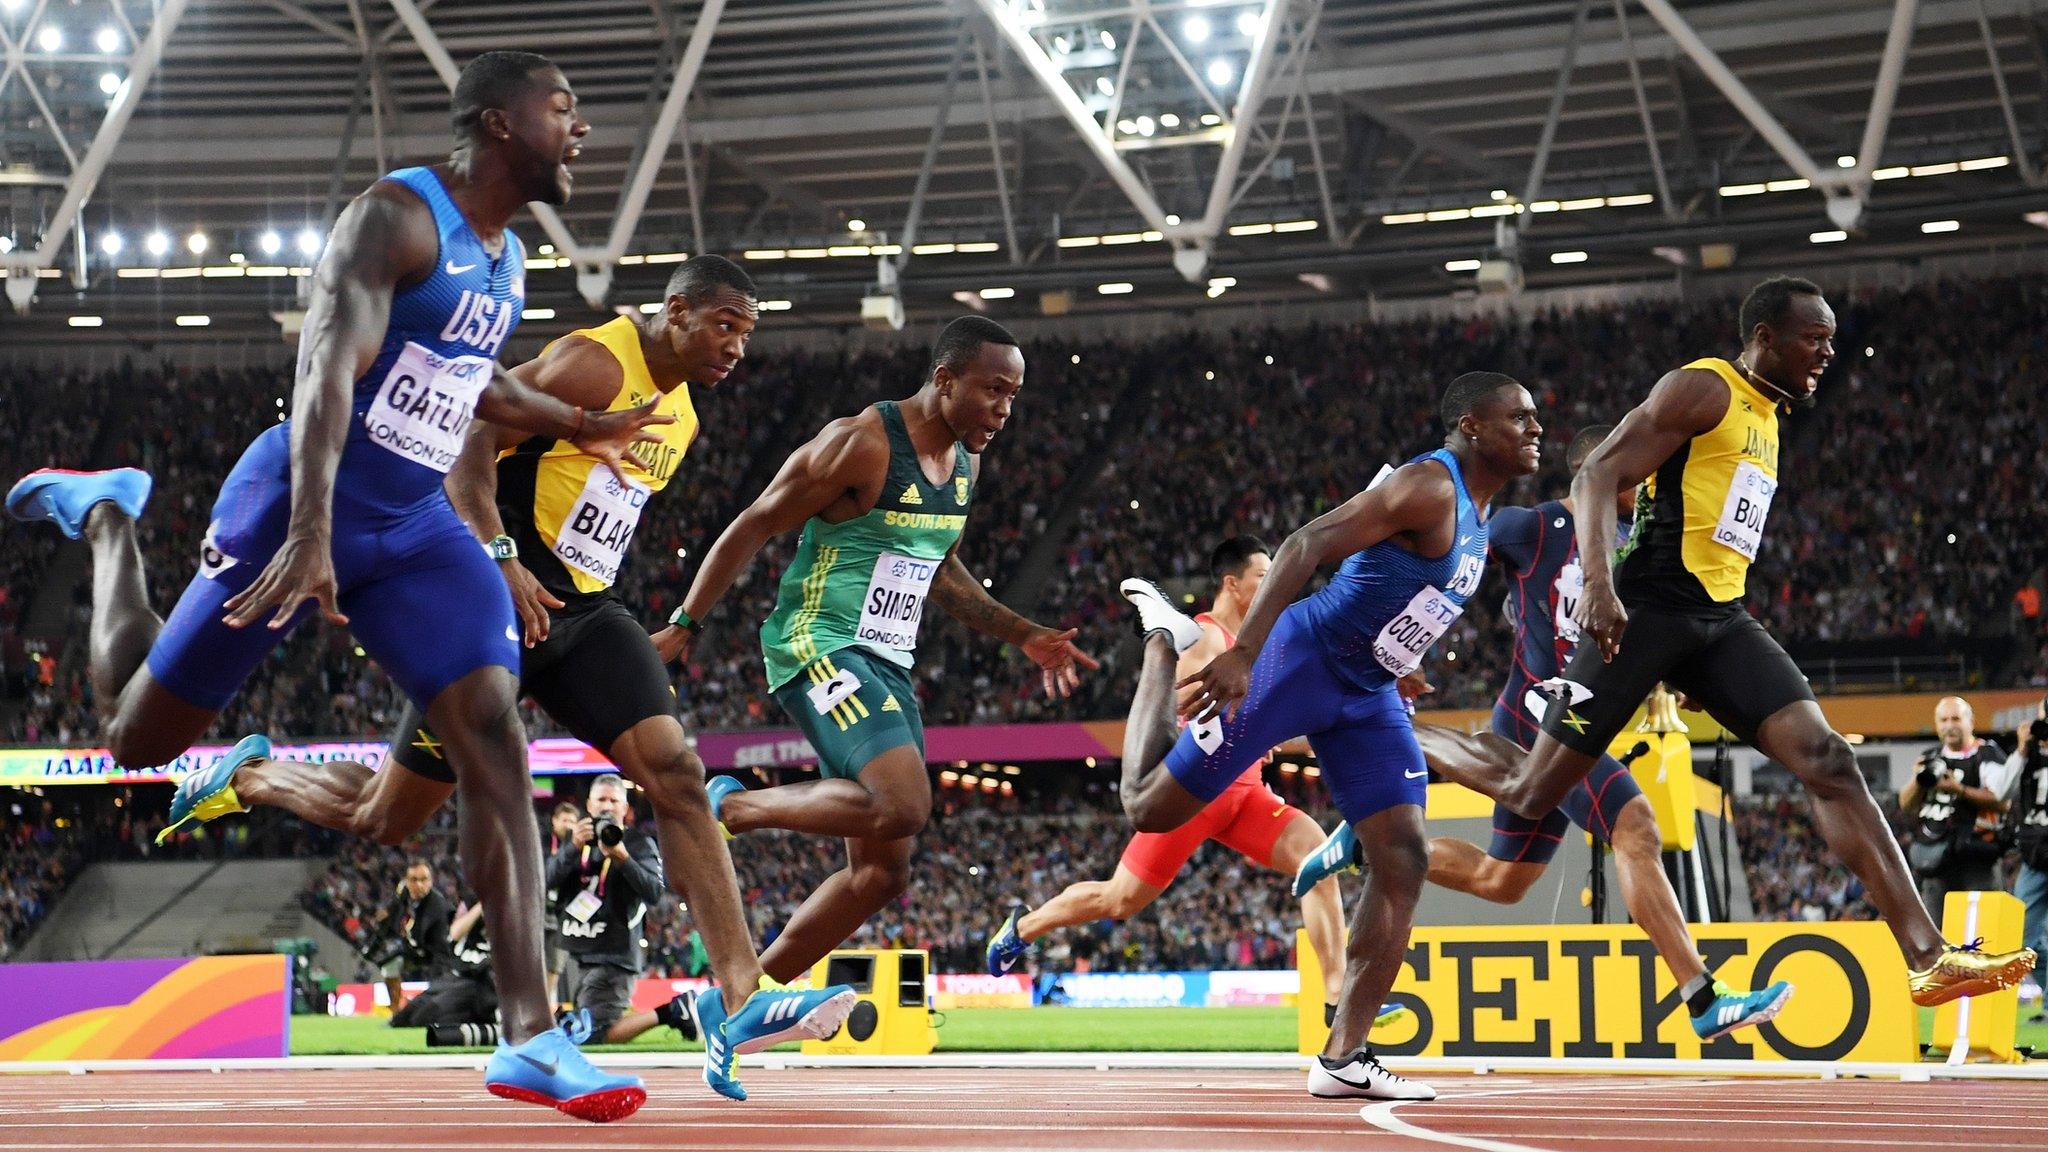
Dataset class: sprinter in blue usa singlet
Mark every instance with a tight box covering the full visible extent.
[1113,372,1542,1103]
[5,51,670,1121]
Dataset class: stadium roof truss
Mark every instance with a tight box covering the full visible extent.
[2,0,2046,328]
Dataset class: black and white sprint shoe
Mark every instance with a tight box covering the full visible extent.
[1308,1047,1436,1100]
[1118,577,1204,653]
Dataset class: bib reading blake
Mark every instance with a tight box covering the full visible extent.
[552,468,651,586]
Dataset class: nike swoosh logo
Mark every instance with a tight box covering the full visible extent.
[446,260,477,275]
[1319,1065,1375,1088]
[1404,768,1427,779]
[516,1052,559,1077]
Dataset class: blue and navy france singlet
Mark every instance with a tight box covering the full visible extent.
[331,166,526,512]
[1490,501,1633,741]
[1296,447,1490,692]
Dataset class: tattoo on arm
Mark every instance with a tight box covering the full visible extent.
[932,554,1032,645]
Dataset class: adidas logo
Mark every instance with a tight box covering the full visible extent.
[881,694,901,712]
[764,996,803,1024]
[899,485,923,505]
[1718,1003,1743,1026]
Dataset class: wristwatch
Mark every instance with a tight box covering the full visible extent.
[484,534,518,562]
[668,606,703,632]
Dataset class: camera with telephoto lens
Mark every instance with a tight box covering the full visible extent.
[2030,715,2048,745]
[591,816,624,849]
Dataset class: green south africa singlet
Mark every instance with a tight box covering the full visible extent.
[760,401,975,692]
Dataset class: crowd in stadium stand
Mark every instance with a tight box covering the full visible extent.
[10,275,2042,747]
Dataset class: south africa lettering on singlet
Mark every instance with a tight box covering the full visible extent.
[760,401,974,692]
[495,315,701,601]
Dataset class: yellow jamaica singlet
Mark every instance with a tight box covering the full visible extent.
[496,315,699,601]
[1614,356,1781,609]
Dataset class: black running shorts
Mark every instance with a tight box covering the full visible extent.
[389,595,679,783]
[1539,602,1815,757]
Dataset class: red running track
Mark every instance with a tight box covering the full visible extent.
[1,1066,2044,1151]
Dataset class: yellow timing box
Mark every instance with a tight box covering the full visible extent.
[1297,922,1915,1062]
[800,948,936,1056]
[1934,890,2026,1063]
[1610,730,1695,851]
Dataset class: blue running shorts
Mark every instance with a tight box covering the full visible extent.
[1164,605,1426,826]
[147,425,518,712]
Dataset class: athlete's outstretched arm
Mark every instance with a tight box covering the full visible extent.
[653,417,889,662]
[223,184,431,630]
[1176,463,1448,722]
[474,361,670,487]
[1567,369,1725,660]
[931,550,1098,699]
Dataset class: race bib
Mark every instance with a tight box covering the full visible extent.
[857,552,939,651]
[1554,557,1584,644]
[1712,460,1776,561]
[551,468,650,587]
[563,888,602,924]
[1372,584,1463,678]
[362,341,493,472]
[806,666,862,716]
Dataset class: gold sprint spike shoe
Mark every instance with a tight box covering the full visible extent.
[1908,939,2037,1007]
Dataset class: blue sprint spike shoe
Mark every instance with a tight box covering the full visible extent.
[705,775,746,840]
[484,1026,646,1122]
[986,907,1029,976]
[724,976,860,1056]
[694,979,745,1101]
[1691,980,1795,1041]
[1293,822,1362,898]
[6,467,152,540]
[157,734,270,845]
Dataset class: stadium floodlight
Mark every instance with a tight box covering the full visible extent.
[523,308,556,320]
[1809,230,1847,244]
[1550,250,1589,264]
[1095,76,1112,96]
[99,72,121,95]
[145,231,170,257]
[1206,57,1235,86]
[95,26,120,53]
[1097,282,1134,294]
[1236,10,1262,36]
[258,230,282,256]
[69,316,104,327]
[1445,259,1482,272]
[0,236,11,254]
[847,218,866,232]
[186,231,208,255]
[174,315,210,327]
[1837,155,1856,168]
[1921,219,1960,233]
[1183,16,1210,44]
[36,25,61,52]
[1160,114,1180,128]
[979,287,1016,299]
[296,229,321,256]
[100,232,122,255]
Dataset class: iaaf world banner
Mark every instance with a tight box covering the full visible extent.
[0,722,1132,785]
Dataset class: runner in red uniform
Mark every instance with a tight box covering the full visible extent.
[984,537,1357,1021]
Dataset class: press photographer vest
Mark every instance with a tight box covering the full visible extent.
[1912,745,2005,861]
[2013,751,2048,863]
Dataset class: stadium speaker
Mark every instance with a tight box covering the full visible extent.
[1040,290,1072,316]
[800,948,936,1056]
[860,293,905,331]
[1475,259,1521,294]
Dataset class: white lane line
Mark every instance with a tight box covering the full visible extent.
[1360,1076,1743,1152]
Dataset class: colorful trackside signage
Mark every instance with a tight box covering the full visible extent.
[0,956,289,1061]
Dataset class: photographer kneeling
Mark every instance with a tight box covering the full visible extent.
[548,774,694,1043]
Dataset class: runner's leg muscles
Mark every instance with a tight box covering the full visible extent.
[425,666,552,1043]
[609,716,766,996]
[1756,701,1943,967]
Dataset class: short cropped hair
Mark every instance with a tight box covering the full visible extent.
[1438,371,1521,433]
[452,50,557,142]
[1738,276,1824,341]
[1209,535,1268,581]
[665,254,756,304]
[1566,424,1614,472]
[590,773,627,795]
[929,315,1019,382]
